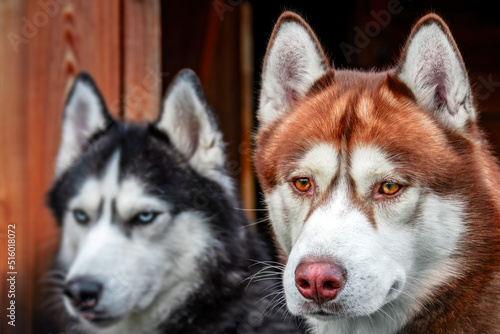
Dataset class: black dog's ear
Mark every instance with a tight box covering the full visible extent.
[396,14,474,132]
[55,72,113,176]
[155,69,226,171]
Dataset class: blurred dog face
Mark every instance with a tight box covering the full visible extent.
[48,70,231,331]
[57,150,212,327]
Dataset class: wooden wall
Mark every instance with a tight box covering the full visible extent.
[0,1,253,332]
[0,0,160,332]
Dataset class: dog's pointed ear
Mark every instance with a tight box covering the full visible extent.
[396,14,475,132]
[258,11,330,128]
[156,69,225,171]
[56,72,113,176]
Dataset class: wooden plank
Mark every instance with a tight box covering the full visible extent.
[239,1,256,221]
[1,1,122,331]
[200,1,242,199]
[26,0,121,275]
[28,1,121,330]
[122,0,161,122]
[199,5,221,86]
[0,1,29,333]
[27,0,122,285]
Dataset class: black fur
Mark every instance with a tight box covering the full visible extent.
[47,71,306,334]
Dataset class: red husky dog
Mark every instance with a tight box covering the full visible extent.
[254,12,500,333]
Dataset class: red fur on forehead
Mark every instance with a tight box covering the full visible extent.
[255,70,435,192]
[255,67,478,198]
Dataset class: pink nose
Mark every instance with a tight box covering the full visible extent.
[295,260,346,304]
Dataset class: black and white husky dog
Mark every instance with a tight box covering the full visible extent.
[46,69,301,334]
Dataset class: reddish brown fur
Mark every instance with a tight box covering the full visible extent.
[254,12,500,333]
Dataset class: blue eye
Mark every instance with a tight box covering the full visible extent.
[132,212,158,225]
[73,209,89,224]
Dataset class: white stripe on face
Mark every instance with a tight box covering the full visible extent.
[116,178,168,223]
[65,150,123,279]
[298,143,339,193]
[349,145,398,199]
[101,150,121,200]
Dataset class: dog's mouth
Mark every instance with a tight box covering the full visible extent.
[80,311,122,327]
[312,310,331,317]
[302,308,340,319]
[299,301,347,317]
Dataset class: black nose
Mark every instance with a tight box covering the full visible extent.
[64,277,103,310]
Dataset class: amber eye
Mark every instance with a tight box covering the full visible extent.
[379,182,401,195]
[294,178,312,192]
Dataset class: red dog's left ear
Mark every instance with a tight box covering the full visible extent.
[396,14,475,132]
[258,11,330,129]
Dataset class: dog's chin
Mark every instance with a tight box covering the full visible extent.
[290,303,347,319]
[289,299,388,320]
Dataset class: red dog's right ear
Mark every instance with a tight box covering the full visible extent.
[258,12,330,128]
[396,14,474,132]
